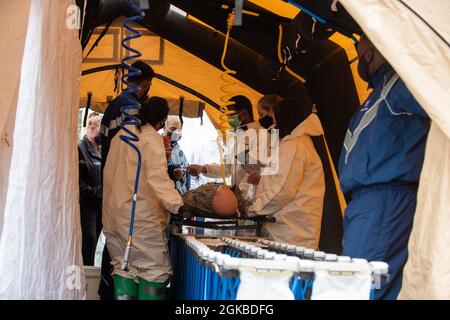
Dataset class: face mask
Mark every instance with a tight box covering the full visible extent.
[170,132,182,143]
[259,115,274,129]
[228,114,241,128]
[357,48,374,83]
[94,135,102,146]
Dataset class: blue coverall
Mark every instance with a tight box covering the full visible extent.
[338,64,430,300]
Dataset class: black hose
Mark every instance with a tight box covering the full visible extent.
[82,92,93,127]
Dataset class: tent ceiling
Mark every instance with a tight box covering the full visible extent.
[80,0,371,165]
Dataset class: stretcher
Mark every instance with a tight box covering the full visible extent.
[170,209,276,237]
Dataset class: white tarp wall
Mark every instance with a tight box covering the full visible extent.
[0,0,85,299]
[340,0,450,299]
[0,0,31,238]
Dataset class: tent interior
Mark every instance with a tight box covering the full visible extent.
[0,0,448,300]
[79,0,374,256]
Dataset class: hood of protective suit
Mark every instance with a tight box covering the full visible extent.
[283,114,324,141]
[103,125,183,283]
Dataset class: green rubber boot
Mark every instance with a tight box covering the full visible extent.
[114,275,138,300]
[137,278,168,300]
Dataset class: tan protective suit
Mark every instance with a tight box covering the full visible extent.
[248,114,325,249]
[103,125,183,283]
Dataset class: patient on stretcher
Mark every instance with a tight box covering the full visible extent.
[179,183,252,219]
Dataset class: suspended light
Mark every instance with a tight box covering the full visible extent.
[169,5,187,17]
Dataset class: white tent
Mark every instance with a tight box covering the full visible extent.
[0,0,85,299]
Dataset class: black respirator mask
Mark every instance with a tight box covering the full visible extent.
[259,115,274,129]
[94,135,102,146]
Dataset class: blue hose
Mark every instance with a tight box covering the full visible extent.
[120,0,146,271]
[287,0,327,24]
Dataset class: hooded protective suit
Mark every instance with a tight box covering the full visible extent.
[103,125,183,283]
[248,114,325,249]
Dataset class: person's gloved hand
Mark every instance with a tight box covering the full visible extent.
[177,205,192,219]
[187,164,206,177]
[246,211,258,218]
[240,204,249,219]
[247,171,261,185]
[173,168,183,180]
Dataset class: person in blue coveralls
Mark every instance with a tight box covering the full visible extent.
[338,34,430,300]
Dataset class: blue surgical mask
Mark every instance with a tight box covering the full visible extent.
[170,132,182,143]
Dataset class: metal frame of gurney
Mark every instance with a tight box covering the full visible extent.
[169,235,389,300]
[170,208,276,237]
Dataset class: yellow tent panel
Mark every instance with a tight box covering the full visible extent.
[80,20,262,130]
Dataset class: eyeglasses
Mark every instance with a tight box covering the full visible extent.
[88,112,100,118]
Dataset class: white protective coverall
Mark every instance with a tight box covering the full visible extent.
[248,114,325,249]
[203,122,268,187]
[103,125,183,283]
